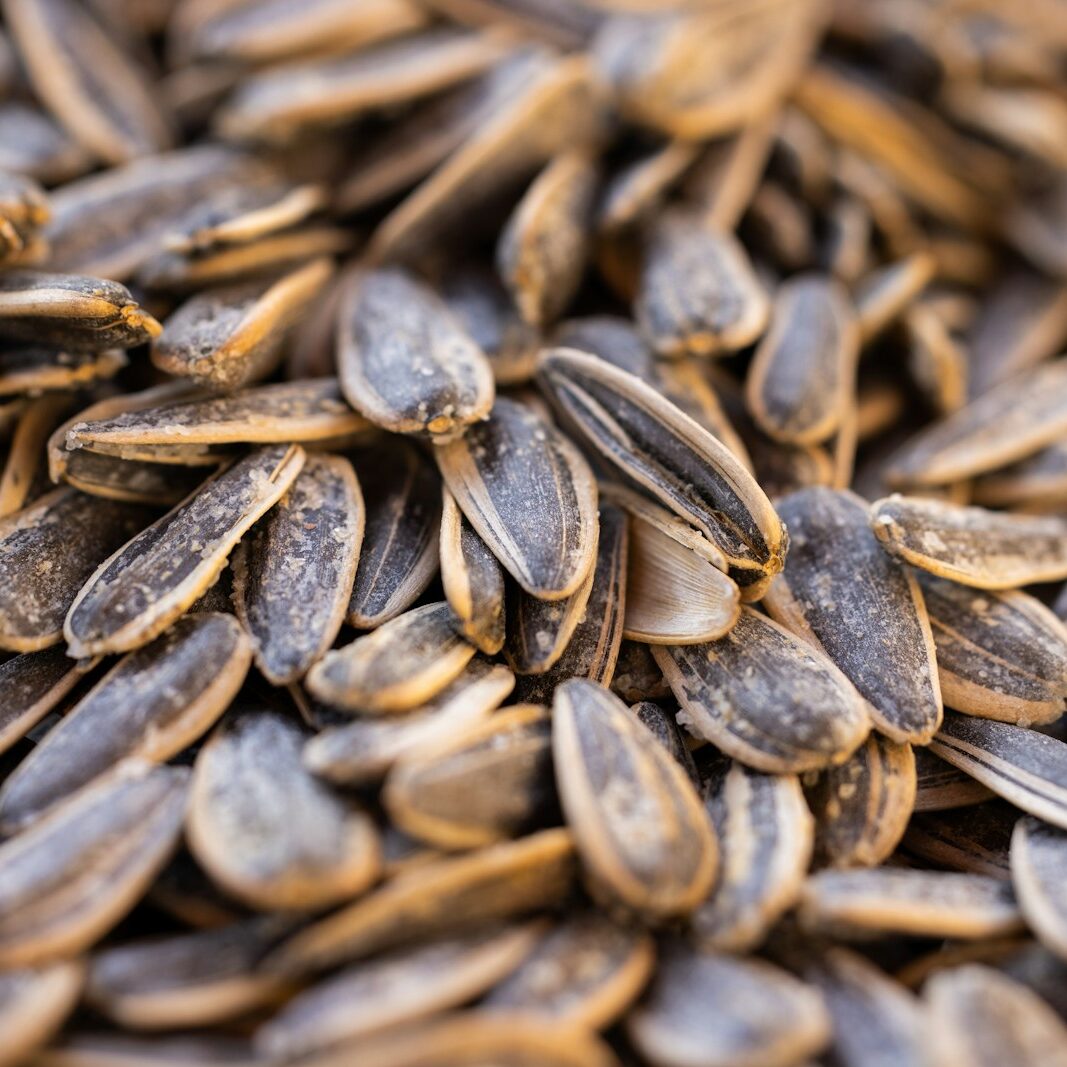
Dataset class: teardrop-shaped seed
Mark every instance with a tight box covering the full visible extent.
[338,266,495,440]
[636,209,770,358]
[440,487,505,655]
[153,258,333,392]
[65,445,305,658]
[626,942,831,1067]
[304,658,514,787]
[483,913,654,1028]
[692,759,814,952]
[799,868,1023,940]
[1011,817,1067,961]
[0,613,248,834]
[745,273,859,446]
[930,714,1067,831]
[265,828,576,975]
[0,960,84,1067]
[903,801,1016,879]
[257,923,543,1061]
[307,602,475,714]
[805,733,916,869]
[765,487,942,744]
[384,705,555,850]
[553,678,717,920]
[872,495,1067,590]
[537,348,786,593]
[436,396,599,600]
[0,647,89,755]
[919,573,1067,725]
[653,607,869,774]
[233,454,363,685]
[0,763,188,967]
[86,917,294,1031]
[187,710,380,912]
[0,489,152,653]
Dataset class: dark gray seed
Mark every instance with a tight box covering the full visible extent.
[0,647,87,756]
[1011,817,1067,961]
[630,701,700,787]
[904,801,1016,879]
[553,315,656,381]
[57,450,208,508]
[0,960,84,1067]
[610,638,670,703]
[914,746,994,812]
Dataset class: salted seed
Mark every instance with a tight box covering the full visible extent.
[0,961,85,1067]
[0,647,87,756]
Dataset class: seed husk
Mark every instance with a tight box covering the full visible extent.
[903,801,1016,879]
[972,440,1067,511]
[0,101,91,186]
[692,758,814,952]
[630,700,700,787]
[0,347,126,400]
[0,613,248,834]
[0,960,84,1067]
[552,678,717,920]
[930,714,1067,831]
[187,709,380,912]
[265,828,576,975]
[436,396,599,600]
[914,746,994,813]
[626,941,831,1067]
[64,444,305,658]
[257,923,542,1060]
[0,395,71,520]
[871,494,1067,590]
[338,266,495,440]
[765,487,943,745]
[233,453,363,685]
[27,1032,258,1067]
[483,912,654,1028]
[918,572,1067,725]
[653,607,869,774]
[1011,817,1067,962]
[853,251,936,343]
[0,647,88,756]
[0,762,188,968]
[598,139,700,234]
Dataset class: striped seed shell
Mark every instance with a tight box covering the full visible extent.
[552,678,717,920]
[871,495,1067,590]
[0,613,249,834]
[0,647,88,756]
[692,759,814,952]
[436,396,599,600]
[64,445,305,658]
[0,762,188,967]
[914,746,994,813]
[187,710,380,912]
[1011,817,1067,961]
[918,572,1067,725]
[0,961,84,1067]
[765,487,942,745]
[337,266,495,441]
[653,607,870,774]
[233,454,363,685]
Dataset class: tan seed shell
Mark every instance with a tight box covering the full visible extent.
[854,251,936,343]
[0,347,126,400]
[914,746,994,813]
[0,960,84,1067]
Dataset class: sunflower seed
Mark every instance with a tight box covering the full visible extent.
[765,487,942,744]
[0,960,84,1067]
[0,347,125,400]
[65,445,305,658]
[1011,817,1067,962]
[913,746,994,813]
[903,801,1015,879]
[630,701,700,786]
[972,441,1067,511]
[0,647,88,757]
[854,251,936,343]
[28,1032,258,1067]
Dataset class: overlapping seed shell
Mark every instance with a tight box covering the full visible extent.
[257,923,542,1060]
[626,941,831,1067]
[765,487,943,745]
[64,445,305,658]
[538,348,786,594]
[0,489,153,653]
[3,0,173,165]
[152,258,333,392]
[0,961,84,1067]
[0,614,246,833]
[384,704,555,849]
[266,828,576,974]
[918,573,1067,724]
[924,964,1067,1067]
[0,762,188,968]
[871,495,1067,590]
[631,701,700,787]
[804,734,916,869]
[930,714,1067,831]
[552,678,717,920]
[483,912,654,1028]
[799,868,1024,941]
[692,758,814,952]
[653,607,869,774]
[85,917,294,1031]
[337,266,495,441]
[0,647,88,755]
[903,801,1016,878]
[514,501,627,702]
[304,658,515,786]
[187,709,380,912]
[853,251,936,342]
[913,746,994,813]
[1011,817,1067,961]
[497,150,598,327]
[636,209,770,358]
[0,347,125,401]
[745,273,859,446]
[436,396,599,599]
[348,439,441,628]
[307,602,475,714]
[233,454,363,685]
[973,441,1067,511]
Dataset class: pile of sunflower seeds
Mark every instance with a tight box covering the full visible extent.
[2,0,1067,1064]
